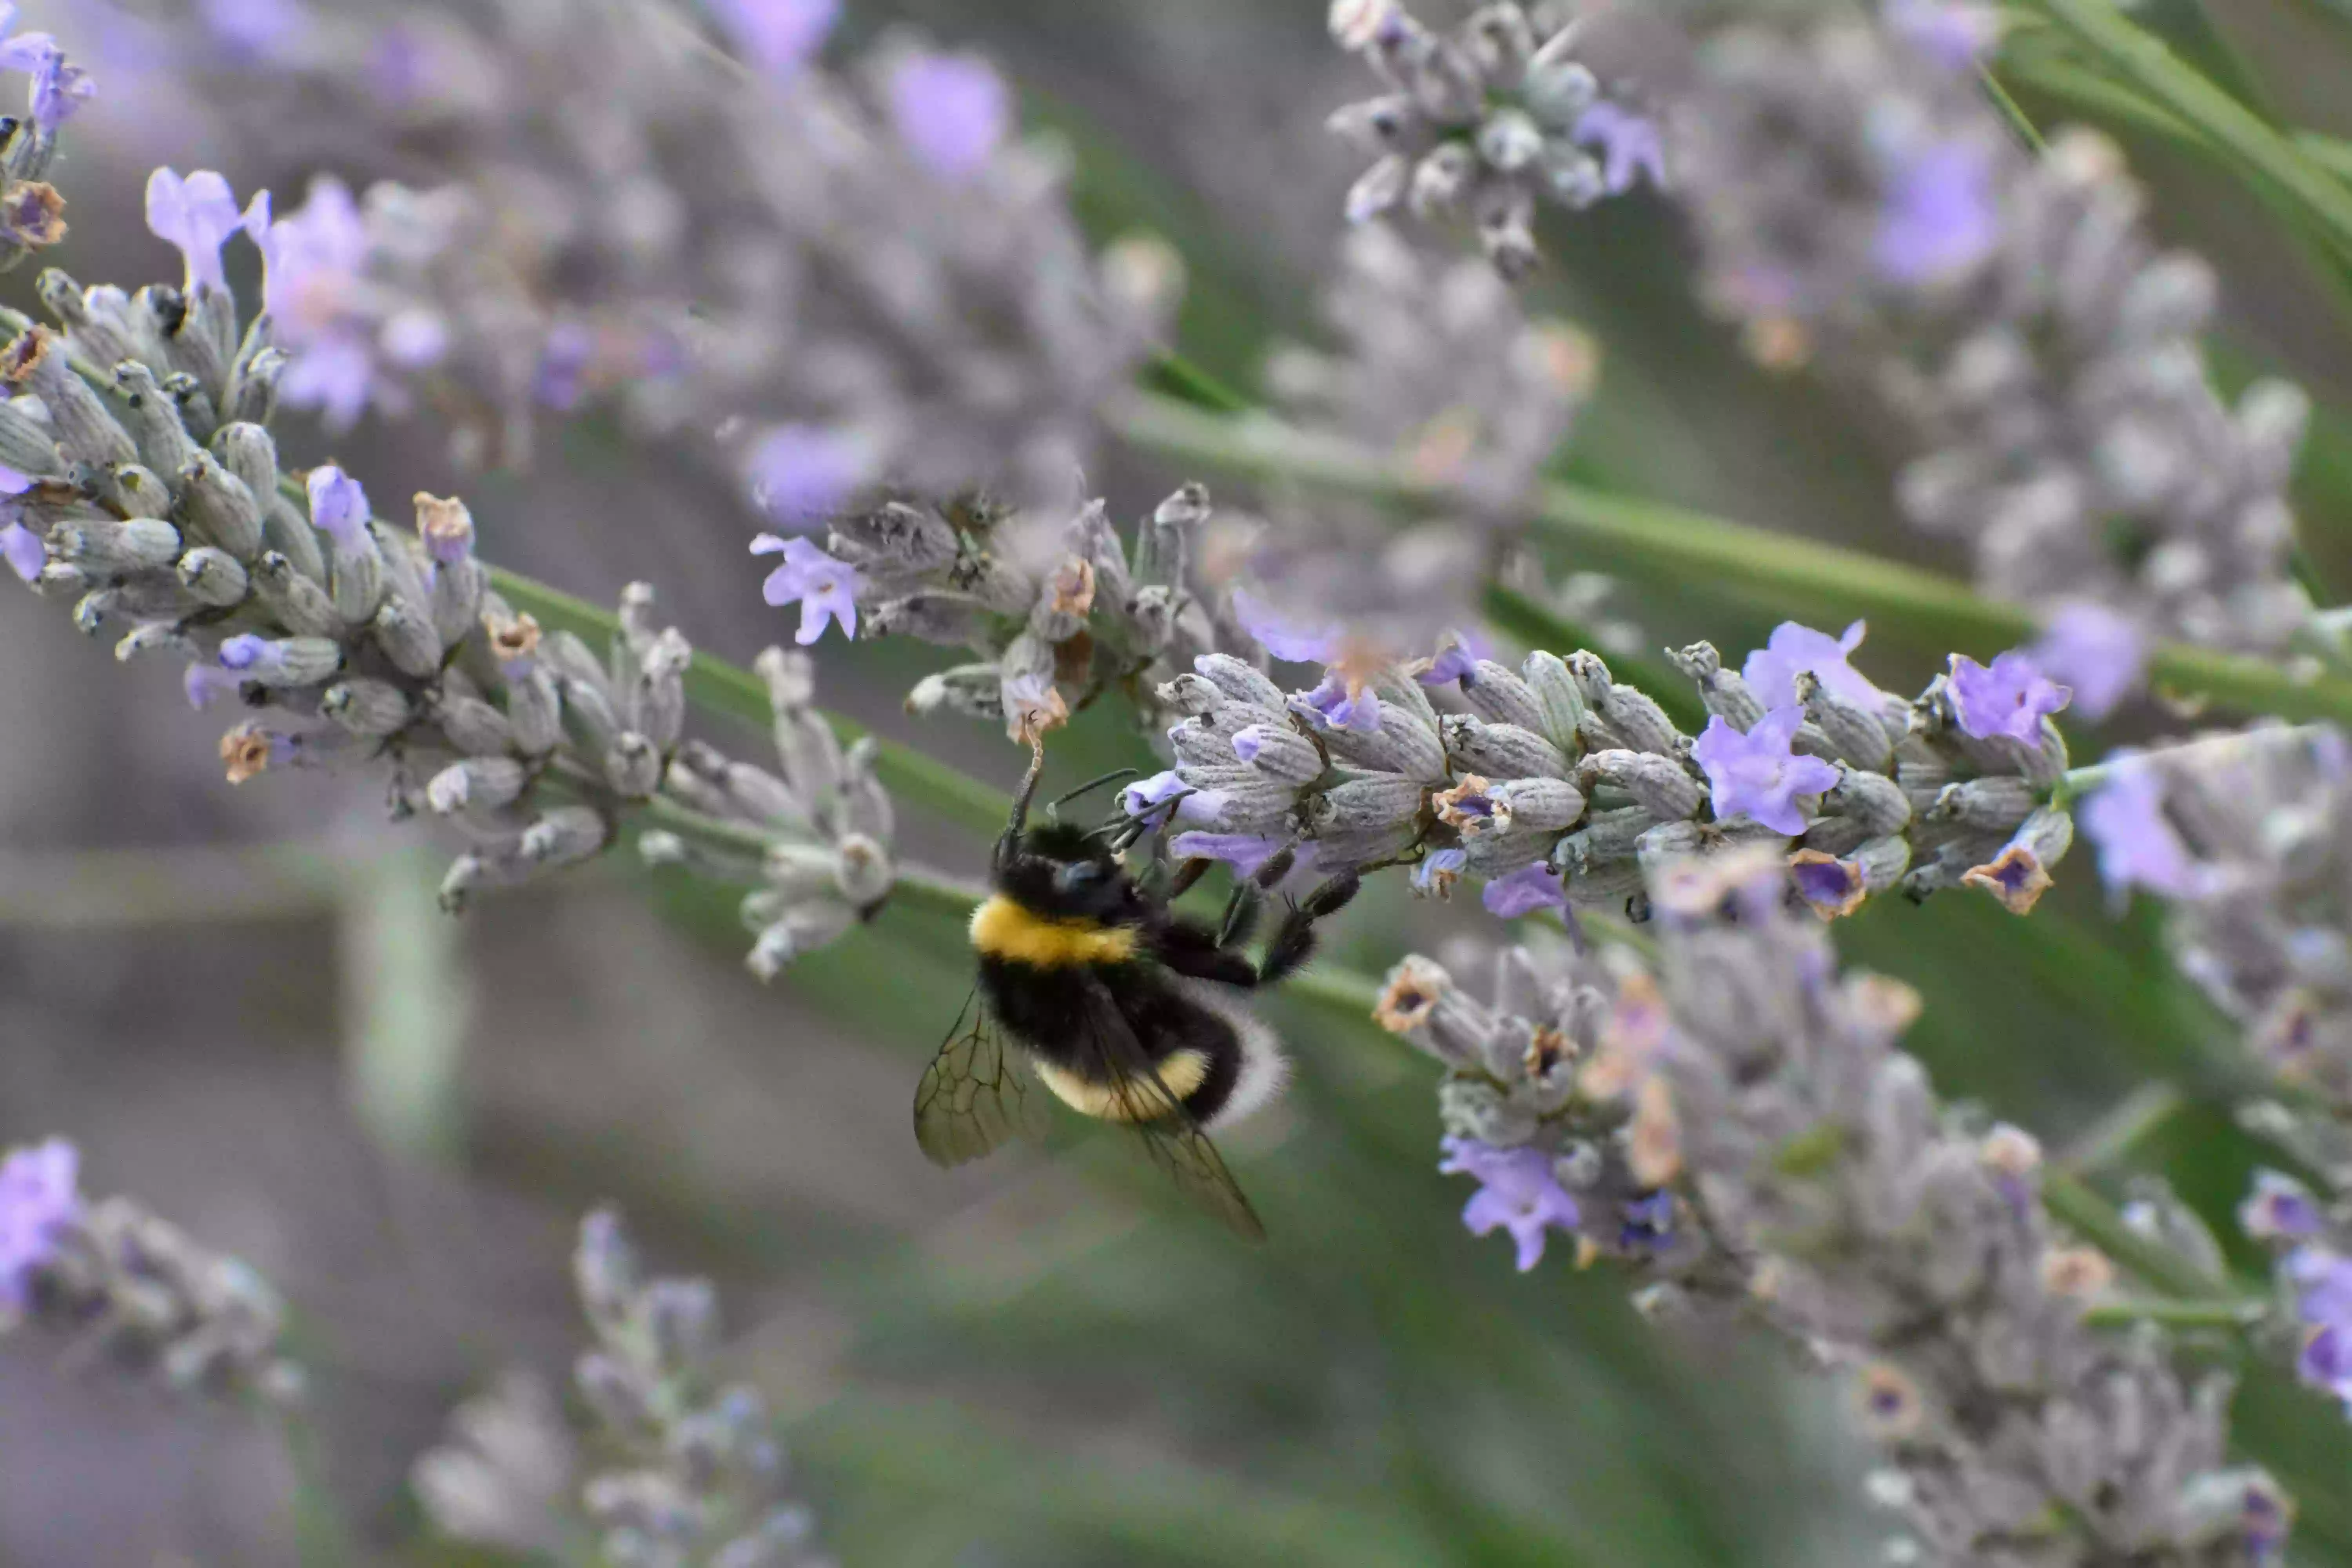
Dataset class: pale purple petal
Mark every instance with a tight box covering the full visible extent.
[305,465,371,553]
[145,168,246,294]
[748,424,868,530]
[0,521,42,582]
[0,463,32,496]
[888,51,1011,180]
[1230,586,1341,665]
[1483,862,1565,919]
[185,664,243,710]
[1692,707,1839,837]
[2030,602,2145,722]
[28,47,92,133]
[708,0,838,78]
[1886,0,2001,70]
[754,535,862,645]
[1441,1138,1579,1272]
[0,1137,81,1309]
[1169,832,1289,878]
[1947,650,2069,743]
[1876,139,1996,286]
[1298,672,1381,734]
[1741,620,1883,710]
[1573,102,1667,195]
[2080,755,2209,901]
[2241,1171,2324,1243]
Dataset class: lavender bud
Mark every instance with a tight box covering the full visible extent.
[606,734,665,799]
[436,695,518,757]
[1458,660,1548,733]
[322,679,416,738]
[428,758,530,815]
[1580,750,1704,822]
[219,633,341,688]
[1488,776,1587,836]
[1521,651,1590,754]
[1306,773,1426,835]
[110,361,200,479]
[179,451,265,559]
[371,599,445,680]
[1445,715,1571,780]
[175,546,249,608]
[507,667,565,757]
[521,809,608,869]
[251,552,343,639]
[0,395,62,477]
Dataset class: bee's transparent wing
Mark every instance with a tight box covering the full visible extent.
[1072,975,1267,1243]
[913,988,1050,1167]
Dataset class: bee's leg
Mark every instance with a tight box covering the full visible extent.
[1153,916,1259,987]
[1256,872,1361,989]
[996,736,1049,870]
[1165,855,1213,902]
[1218,882,1264,951]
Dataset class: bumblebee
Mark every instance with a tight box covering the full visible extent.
[913,742,1358,1239]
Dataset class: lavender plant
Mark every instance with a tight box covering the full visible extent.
[9,0,2352,1561]
[1376,851,2291,1566]
[413,1208,831,1566]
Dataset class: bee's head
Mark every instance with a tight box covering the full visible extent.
[998,821,1148,925]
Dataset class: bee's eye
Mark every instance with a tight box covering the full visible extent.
[1054,861,1107,894]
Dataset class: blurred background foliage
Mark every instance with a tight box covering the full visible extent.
[6,0,2352,1563]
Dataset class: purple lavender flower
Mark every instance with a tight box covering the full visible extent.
[2241,1171,2324,1243]
[145,168,251,296]
[1483,861,1566,919]
[1413,846,1467,898]
[2030,602,2145,722]
[247,180,443,431]
[1886,0,2001,71]
[752,534,861,645]
[200,0,310,62]
[1414,630,1487,688]
[707,0,838,79]
[2290,1247,2352,1325]
[747,424,868,530]
[1691,707,1840,836]
[305,465,370,555]
[185,664,243,710]
[535,321,596,411]
[1573,103,1667,196]
[1875,139,1997,287]
[27,46,91,133]
[0,460,38,583]
[1741,620,1883,710]
[1121,770,1229,828]
[1169,832,1291,880]
[1947,650,2069,743]
[1298,671,1381,734]
[2081,757,2211,901]
[0,1138,80,1309]
[1230,586,1341,665]
[888,51,1012,181]
[0,5,49,73]
[1439,1138,1581,1272]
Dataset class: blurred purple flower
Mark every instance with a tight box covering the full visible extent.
[0,1138,80,1309]
[1170,832,1290,879]
[1886,0,2000,70]
[2080,755,2209,901]
[26,45,92,134]
[248,181,405,430]
[0,4,48,73]
[1230,586,1341,665]
[753,534,861,645]
[2030,601,2145,722]
[146,167,250,295]
[1692,707,1839,836]
[1876,139,1997,286]
[1439,1137,1580,1272]
[1483,861,1566,919]
[2242,1171,2324,1244]
[747,424,868,530]
[708,0,837,78]
[305,465,370,554]
[200,0,310,61]
[888,51,1011,181]
[1947,650,2069,743]
[185,664,243,710]
[535,321,596,411]
[1573,102,1666,195]
[0,460,37,582]
[1741,620,1882,710]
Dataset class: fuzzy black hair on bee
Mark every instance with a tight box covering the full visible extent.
[912,740,1359,1238]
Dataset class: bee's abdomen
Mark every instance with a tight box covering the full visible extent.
[977,958,1249,1127]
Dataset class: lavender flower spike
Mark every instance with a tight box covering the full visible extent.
[1690,707,1839,836]
[145,167,247,295]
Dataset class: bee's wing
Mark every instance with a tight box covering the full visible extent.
[1071,974,1268,1243]
[913,987,1051,1167]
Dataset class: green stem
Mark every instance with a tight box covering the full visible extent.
[2058,1082,2190,1177]
[2044,1170,2230,1299]
[2082,1294,2268,1330]
[1147,349,1254,415]
[2025,0,2352,267]
[1111,392,2352,724]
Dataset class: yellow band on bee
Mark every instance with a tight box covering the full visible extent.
[1034,1050,1209,1122]
[969,895,1140,969]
